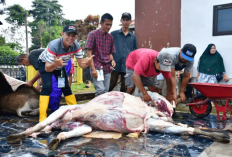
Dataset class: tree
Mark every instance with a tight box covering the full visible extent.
[3,4,31,53]
[29,0,63,26]
[41,19,62,47]
[62,19,79,26]
[0,22,25,45]
[28,0,64,49]
[0,35,21,64]
[3,42,23,53]
[31,20,47,48]
[5,4,27,26]
[76,15,100,41]
[0,36,23,53]
[0,46,20,64]
[0,36,5,46]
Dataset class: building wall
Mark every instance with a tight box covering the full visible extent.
[135,0,181,51]
[181,0,232,82]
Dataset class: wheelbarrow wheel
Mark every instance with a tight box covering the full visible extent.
[189,95,212,118]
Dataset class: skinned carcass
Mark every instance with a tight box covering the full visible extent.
[6,91,230,150]
[0,71,39,116]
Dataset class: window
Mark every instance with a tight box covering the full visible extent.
[213,3,232,36]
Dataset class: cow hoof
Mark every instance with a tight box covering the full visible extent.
[48,138,59,150]
[213,133,230,143]
[6,134,26,144]
[194,128,230,143]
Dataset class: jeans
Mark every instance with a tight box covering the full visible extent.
[92,72,111,96]
[38,60,72,96]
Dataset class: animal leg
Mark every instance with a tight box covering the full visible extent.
[151,115,173,123]
[194,128,230,143]
[17,102,33,116]
[48,122,92,150]
[6,105,76,144]
[29,119,65,138]
[147,119,230,143]
[27,108,39,116]
[16,109,23,117]
[147,118,194,134]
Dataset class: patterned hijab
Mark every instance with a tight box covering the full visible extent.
[198,44,225,75]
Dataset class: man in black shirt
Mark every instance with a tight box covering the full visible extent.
[17,49,45,90]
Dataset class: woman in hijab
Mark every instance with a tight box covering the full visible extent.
[197,43,229,83]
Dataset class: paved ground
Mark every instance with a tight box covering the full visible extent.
[199,122,232,157]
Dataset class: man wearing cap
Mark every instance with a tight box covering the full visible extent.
[86,13,116,96]
[159,44,197,104]
[109,12,137,92]
[125,48,173,102]
[37,24,93,122]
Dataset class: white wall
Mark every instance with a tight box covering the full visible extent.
[181,0,232,81]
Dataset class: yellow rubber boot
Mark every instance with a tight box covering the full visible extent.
[65,94,77,105]
[39,95,50,122]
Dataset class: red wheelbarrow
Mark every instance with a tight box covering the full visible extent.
[187,82,232,121]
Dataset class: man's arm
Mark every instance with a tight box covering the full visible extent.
[87,49,97,78]
[109,36,116,68]
[109,53,116,68]
[26,71,41,86]
[179,72,190,101]
[132,72,152,102]
[165,78,172,101]
[171,68,177,102]
[76,56,94,69]
[35,78,43,91]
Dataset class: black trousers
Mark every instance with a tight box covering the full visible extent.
[109,71,126,92]
[38,60,72,96]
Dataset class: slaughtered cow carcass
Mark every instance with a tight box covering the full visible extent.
[0,71,39,116]
[6,91,230,150]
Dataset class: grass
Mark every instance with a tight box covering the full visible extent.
[71,83,95,93]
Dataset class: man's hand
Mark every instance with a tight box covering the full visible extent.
[36,84,41,91]
[26,81,34,87]
[173,92,177,104]
[142,92,152,102]
[111,60,116,68]
[91,69,98,78]
[223,75,230,82]
[53,56,67,67]
[179,91,186,102]
[82,55,94,66]
[166,92,174,102]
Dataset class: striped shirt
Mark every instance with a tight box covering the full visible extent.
[39,38,83,70]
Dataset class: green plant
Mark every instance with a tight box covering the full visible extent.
[0,46,20,64]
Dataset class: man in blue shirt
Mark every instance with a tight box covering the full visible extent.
[109,12,137,92]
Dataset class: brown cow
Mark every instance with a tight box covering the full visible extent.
[0,71,39,116]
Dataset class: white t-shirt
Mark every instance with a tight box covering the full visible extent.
[157,73,164,80]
